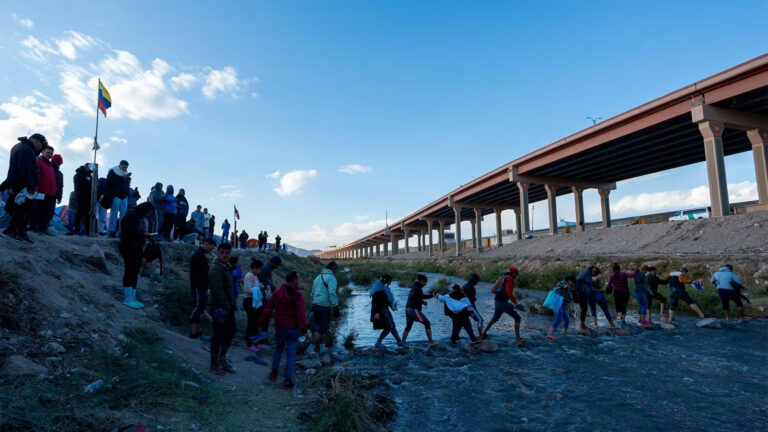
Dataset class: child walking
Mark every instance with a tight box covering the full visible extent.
[547,276,575,341]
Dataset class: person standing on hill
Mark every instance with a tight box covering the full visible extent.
[482,267,526,345]
[208,242,236,375]
[275,235,282,253]
[202,208,211,239]
[148,182,164,233]
[31,145,57,234]
[2,134,45,242]
[189,238,216,338]
[72,164,92,236]
[174,189,189,241]
[159,185,177,240]
[606,263,638,326]
[310,261,339,355]
[645,266,668,323]
[401,274,438,347]
[243,258,267,350]
[127,185,140,210]
[190,205,204,241]
[263,231,269,250]
[370,275,407,350]
[239,230,249,249]
[221,219,230,244]
[710,264,747,321]
[51,154,63,206]
[258,231,265,250]
[667,266,705,323]
[118,202,154,309]
[259,255,281,295]
[208,214,216,240]
[106,160,130,237]
[260,271,308,390]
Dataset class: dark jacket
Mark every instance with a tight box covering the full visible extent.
[258,263,277,293]
[371,290,390,330]
[461,274,480,307]
[239,231,249,242]
[5,139,39,191]
[54,166,63,202]
[444,290,470,319]
[260,283,308,331]
[175,195,189,218]
[189,247,210,291]
[405,282,432,311]
[73,166,92,204]
[106,167,129,199]
[208,259,235,312]
[118,208,146,252]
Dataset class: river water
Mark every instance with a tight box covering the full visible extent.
[335,273,767,432]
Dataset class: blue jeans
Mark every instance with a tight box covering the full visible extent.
[552,304,570,329]
[108,197,128,233]
[271,328,300,380]
[588,291,613,321]
[634,291,649,316]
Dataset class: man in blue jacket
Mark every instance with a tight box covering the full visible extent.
[711,264,747,321]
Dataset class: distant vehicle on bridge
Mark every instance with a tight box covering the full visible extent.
[558,218,576,227]
[668,206,712,221]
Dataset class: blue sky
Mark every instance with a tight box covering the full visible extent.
[0,1,766,249]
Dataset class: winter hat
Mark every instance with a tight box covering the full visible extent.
[508,266,519,275]
[326,261,338,271]
[51,154,63,164]
[166,184,174,191]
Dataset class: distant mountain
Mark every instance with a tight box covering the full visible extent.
[285,244,322,257]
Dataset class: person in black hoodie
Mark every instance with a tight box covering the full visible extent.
[174,189,189,240]
[51,154,63,205]
[118,202,154,309]
[189,238,216,338]
[439,284,478,345]
[73,164,92,235]
[401,274,438,346]
[461,273,484,334]
[2,134,45,242]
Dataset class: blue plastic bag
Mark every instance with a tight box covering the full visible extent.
[543,289,563,311]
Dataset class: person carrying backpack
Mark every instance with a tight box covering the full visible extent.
[370,274,407,350]
[482,266,526,345]
[667,266,705,323]
[310,261,339,355]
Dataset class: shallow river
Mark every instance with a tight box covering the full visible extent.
[335,273,768,432]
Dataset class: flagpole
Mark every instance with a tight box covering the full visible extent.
[233,205,237,246]
[89,78,102,236]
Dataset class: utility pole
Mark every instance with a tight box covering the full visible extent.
[587,116,602,125]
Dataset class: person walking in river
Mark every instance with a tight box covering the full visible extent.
[710,264,747,321]
[118,202,154,309]
[547,276,576,341]
[634,265,652,325]
[482,266,526,345]
[370,274,407,350]
[401,274,438,347]
[461,273,484,334]
[310,261,340,355]
[667,266,706,323]
[588,267,617,329]
[645,266,668,323]
[243,259,268,350]
[574,266,597,330]
[189,238,216,339]
[606,263,638,326]
[260,271,308,390]
[438,284,479,346]
[208,242,236,376]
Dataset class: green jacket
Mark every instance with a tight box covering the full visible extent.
[208,259,235,312]
[311,269,338,307]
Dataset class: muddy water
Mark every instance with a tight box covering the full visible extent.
[335,274,767,431]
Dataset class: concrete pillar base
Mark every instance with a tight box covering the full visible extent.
[699,121,729,217]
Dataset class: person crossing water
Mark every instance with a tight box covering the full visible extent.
[667,266,706,323]
[401,274,438,347]
[482,266,526,345]
[547,276,576,341]
[574,266,597,330]
[634,266,651,325]
[587,267,617,329]
[369,275,408,350]
[645,266,668,323]
[710,264,748,321]
[437,284,479,345]
[461,273,484,334]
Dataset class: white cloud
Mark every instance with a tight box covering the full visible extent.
[274,169,317,196]
[12,13,34,29]
[339,164,372,174]
[109,136,128,143]
[20,31,96,62]
[611,181,758,215]
[170,73,198,91]
[20,36,57,62]
[202,67,240,99]
[353,214,370,221]
[287,217,391,250]
[55,31,95,60]
[220,185,242,200]
[0,95,67,154]
[267,170,281,179]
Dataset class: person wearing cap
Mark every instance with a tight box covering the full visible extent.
[309,261,339,355]
[106,160,131,237]
[482,266,527,345]
[51,154,63,205]
[2,134,45,242]
[666,266,705,323]
[159,185,177,240]
[31,145,57,234]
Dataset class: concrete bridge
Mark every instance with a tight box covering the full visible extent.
[317,53,768,260]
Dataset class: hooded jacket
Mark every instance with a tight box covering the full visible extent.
[710,267,743,290]
[461,274,481,307]
[5,139,39,191]
[106,166,129,199]
[575,268,594,295]
[118,205,147,252]
[311,268,338,307]
[149,185,165,210]
[36,157,57,197]
[369,279,396,308]
[175,195,189,217]
[208,258,235,312]
[163,191,177,214]
[607,270,639,293]
[260,283,308,331]
[54,166,63,202]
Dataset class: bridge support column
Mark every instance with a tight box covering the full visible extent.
[545,184,558,235]
[699,121,729,217]
[376,244,380,257]
[572,186,585,232]
[453,207,463,256]
[426,220,434,256]
[748,128,768,204]
[474,208,483,250]
[513,208,522,240]
[494,209,503,247]
[403,229,410,254]
[439,221,446,252]
[383,242,389,256]
[599,189,612,228]
[417,231,422,252]
[470,220,476,250]
[517,182,530,236]
[390,235,397,256]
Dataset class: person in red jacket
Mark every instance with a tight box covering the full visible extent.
[31,145,57,234]
[260,271,308,390]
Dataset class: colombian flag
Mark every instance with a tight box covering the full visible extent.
[234,205,240,220]
[98,80,111,117]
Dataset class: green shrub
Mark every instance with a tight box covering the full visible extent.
[158,276,193,328]
[431,279,452,295]
[343,329,359,348]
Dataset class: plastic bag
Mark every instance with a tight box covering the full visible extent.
[543,289,563,311]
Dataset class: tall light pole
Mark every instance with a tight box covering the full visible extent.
[587,116,602,125]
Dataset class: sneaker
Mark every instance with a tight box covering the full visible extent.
[246,345,260,353]
[268,370,278,382]
[219,359,235,373]
[374,342,388,351]
[282,379,294,390]
[396,341,409,349]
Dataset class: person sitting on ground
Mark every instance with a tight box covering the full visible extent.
[437,284,479,346]
[606,263,639,326]
[401,274,438,347]
[547,276,576,341]
[208,242,236,376]
[461,273,484,334]
[260,271,308,390]
[482,266,526,345]
[189,238,216,339]
[243,259,268,351]
[310,261,340,355]
[634,265,651,325]
[666,266,705,323]
[370,274,407,350]
[259,255,281,296]
[645,266,668,323]
[119,202,155,309]
[710,264,748,321]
